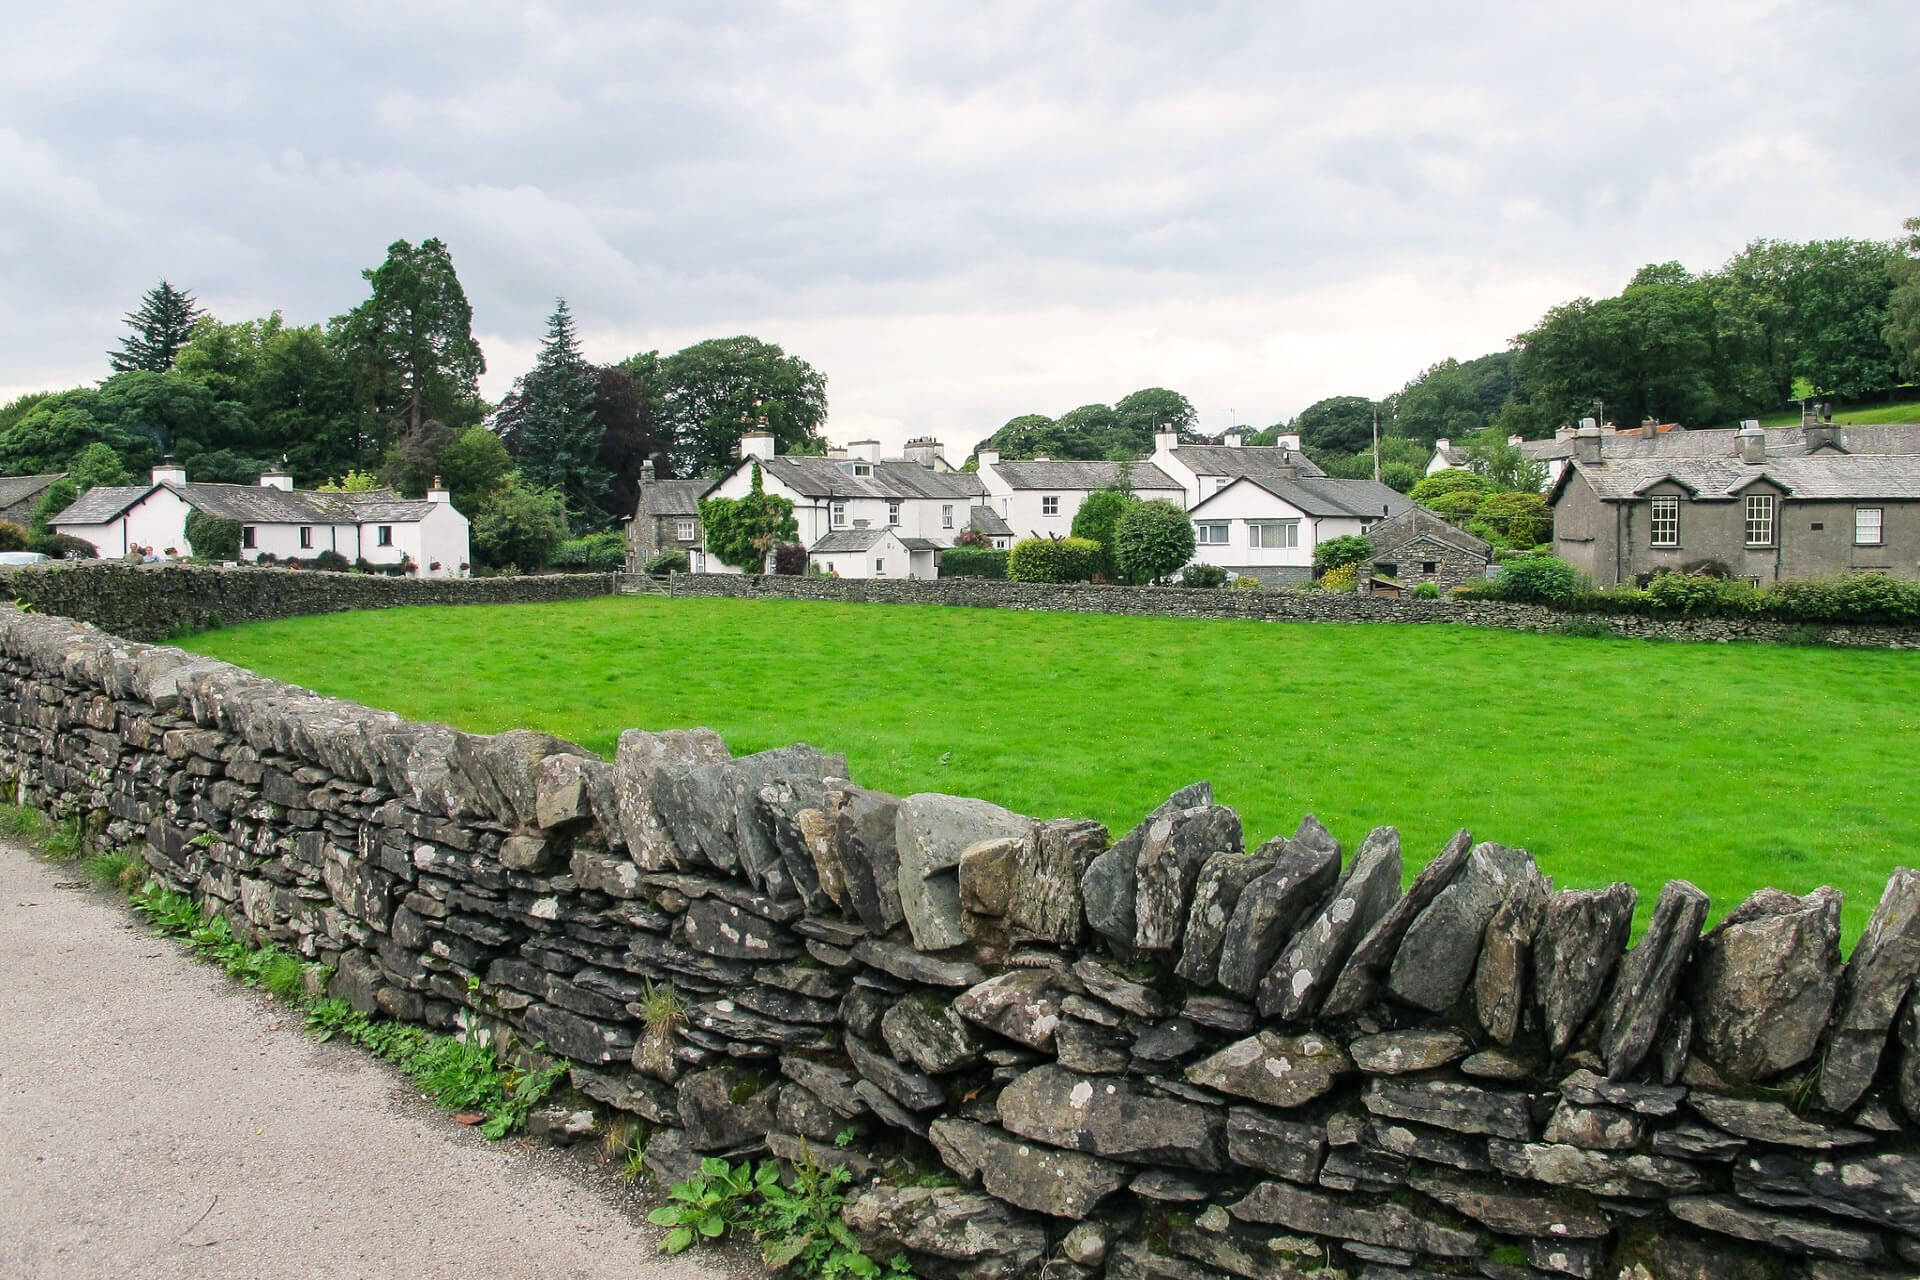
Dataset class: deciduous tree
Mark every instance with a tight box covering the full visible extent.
[1113,499,1195,585]
[658,336,827,477]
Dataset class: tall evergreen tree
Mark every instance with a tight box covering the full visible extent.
[334,238,486,457]
[502,299,608,525]
[108,280,203,373]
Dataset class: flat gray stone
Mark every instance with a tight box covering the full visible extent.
[1405,1167,1611,1237]
[926,1118,1132,1218]
[1175,848,1274,986]
[1135,803,1242,951]
[1228,1180,1480,1258]
[997,1064,1225,1170]
[1081,782,1210,951]
[1362,1077,1533,1140]
[1259,827,1402,1021]
[1671,1194,1885,1262]
[1348,1028,1471,1074]
[1487,1140,1706,1196]
[614,728,730,868]
[1213,822,1341,1000]
[1689,886,1843,1084]
[1533,882,1637,1057]
[881,996,982,1074]
[1386,840,1536,1013]
[851,938,984,988]
[953,970,1068,1051]
[677,897,801,960]
[1540,1099,1643,1150]
[828,785,904,934]
[1734,1149,1920,1236]
[652,755,739,874]
[1473,867,1550,1045]
[1185,1031,1353,1108]
[842,1186,1047,1279]
[1600,879,1710,1079]
[895,793,1032,952]
[1819,867,1920,1112]
[1689,1094,1873,1149]
[1557,1067,1684,1116]
[1070,956,1167,1018]
[1224,1107,1325,1183]
[1006,818,1107,947]
[1321,827,1473,1018]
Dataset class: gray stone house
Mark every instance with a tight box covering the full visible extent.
[0,473,66,527]
[1365,506,1493,591]
[1550,423,1920,585]
[627,463,708,572]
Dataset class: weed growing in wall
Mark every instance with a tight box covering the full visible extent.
[649,1152,914,1280]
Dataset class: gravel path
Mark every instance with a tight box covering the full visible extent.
[0,841,722,1280]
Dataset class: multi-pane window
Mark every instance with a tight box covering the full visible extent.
[1195,522,1229,545]
[376,525,394,547]
[874,557,886,575]
[941,504,954,529]
[1649,496,1679,547]
[299,526,314,549]
[676,519,695,542]
[888,500,901,526]
[1856,507,1884,546]
[830,501,847,528]
[1248,521,1300,549]
[853,462,872,476]
[1041,495,1059,516]
[1744,494,1774,546]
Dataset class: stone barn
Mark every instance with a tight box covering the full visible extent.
[1366,506,1492,591]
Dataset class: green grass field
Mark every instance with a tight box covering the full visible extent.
[1755,398,1920,427]
[182,596,1920,945]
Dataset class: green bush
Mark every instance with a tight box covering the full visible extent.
[1408,469,1492,504]
[30,532,96,559]
[312,549,353,573]
[1008,536,1101,583]
[1411,581,1441,599]
[185,511,243,561]
[1317,562,1359,592]
[770,542,807,576]
[0,521,29,551]
[1313,534,1374,574]
[1112,499,1195,585]
[1644,570,1758,617]
[1491,553,1579,606]
[644,549,690,575]
[551,531,628,572]
[1230,575,1263,591]
[1070,490,1138,579]
[939,546,1008,579]
[1180,563,1229,588]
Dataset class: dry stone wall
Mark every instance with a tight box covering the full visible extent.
[644,573,1920,649]
[4,600,1920,1280]
[0,563,614,641]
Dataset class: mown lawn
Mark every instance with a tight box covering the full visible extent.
[183,596,1920,945]
[1755,398,1920,427]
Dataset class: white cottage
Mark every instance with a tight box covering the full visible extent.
[1186,474,1416,586]
[1147,429,1326,508]
[806,527,940,580]
[974,452,1185,541]
[52,460,471,577]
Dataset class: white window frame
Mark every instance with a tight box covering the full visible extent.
[376,524,394,547]
[941,504,953,529]
[1744,494,1774,547]
[874,557,886,576]
[852,462,872,477]
[830,501,847,529]
[676,519,696,542]
[1248,520,1299,549]
[888,500,901,526]
[1041,495,1060,517]
[299,526,314,549]
[1195,522,1229,546]
[1855,507,1884,546]
[1649,496,1679,547]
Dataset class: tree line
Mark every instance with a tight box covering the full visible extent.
[0,240,831,569]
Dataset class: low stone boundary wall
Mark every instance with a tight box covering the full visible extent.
[5,600,1919,1280]
[0,563,616,641]
[641,572,1920,648]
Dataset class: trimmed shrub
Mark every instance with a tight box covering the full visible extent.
[1112,500,1196,585]
[771,542,807,576]
[30,532,96,559]
[1491,553,1579,606]
[184,511,243,562]
[1408,469,1492,504]
[643,549,690,575]
[551,531,628,573]
[1230,575,1264,591]
[1317,562,1359,592]
[1008,536,1101,583]
[0,521,29,551]
[1411,581,1442,599]
[1314,534,1374,574]
[1180,563,1229,588]
[313,549,353,573]
[1071,490,1138,578]
[939,546,1008,579]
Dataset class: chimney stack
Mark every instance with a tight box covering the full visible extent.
[847,439,881,463]
[1275,432,1301,451]
[257,468,293,491]
[1153,429,1180,455]
[1556,425,1577,441]
[428,475,451,503]
[1737,421,1767,465]
[902,437,944,469]
[976,447,1000,469]
[1573,419,1603,465]
[640,457,655,482]
[740,431,775,461]
[151,456,186,487]
[1223,430,1245,448]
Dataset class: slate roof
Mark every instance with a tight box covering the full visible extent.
[749,457,987,501]
[1365,506,1493,560]
[809,528,893,553]
[966,505,1013,537]
[1169,444,1328,480]
[0,473,65,512]
[1523,423,1920,464]
[53,482,443,527]
[638,479,706,518]
[1430,441,1474,467]
[1191,475,1416,521]
[988,460,1182,492]
[1561,454,1920,503]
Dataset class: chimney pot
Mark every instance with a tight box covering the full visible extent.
[1573,423,1603,465]
[1737,422,1767,464]
[151,456,187,487]
[740,431,775,461]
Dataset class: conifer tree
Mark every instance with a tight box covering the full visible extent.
[504,299,608,525]
[109,280,204,373]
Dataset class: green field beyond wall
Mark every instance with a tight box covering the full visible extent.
[184,596,1920,945]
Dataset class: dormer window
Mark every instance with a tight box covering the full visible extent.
[853,462,872,477]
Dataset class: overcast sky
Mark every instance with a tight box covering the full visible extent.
[4,1,1917,456]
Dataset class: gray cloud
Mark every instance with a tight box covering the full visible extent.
[3,0,1916,451]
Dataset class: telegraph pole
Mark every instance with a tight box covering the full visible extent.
[1372,405,1381,481]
